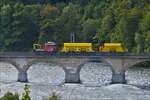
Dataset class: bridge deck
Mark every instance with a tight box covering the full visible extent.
[0,52,150,59]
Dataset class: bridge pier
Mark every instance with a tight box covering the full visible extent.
[111,71,126,84]
[17,69,28,82]
[106,59,127,84]
[64,67,80,83]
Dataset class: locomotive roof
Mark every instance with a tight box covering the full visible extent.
[104,43,122,47]
[63,43,92,46]
[45,41,56,45]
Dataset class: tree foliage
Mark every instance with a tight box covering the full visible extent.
[0,0,150,53]
[0,92,19,100]
[21,84,31,100]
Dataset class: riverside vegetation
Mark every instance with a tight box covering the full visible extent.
[0,84,60,100]
[0,0,150,53]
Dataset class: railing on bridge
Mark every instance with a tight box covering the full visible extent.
[0,52,150,58]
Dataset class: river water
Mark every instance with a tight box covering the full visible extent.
[0,62,150,100]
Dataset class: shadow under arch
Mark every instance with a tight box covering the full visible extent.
[79,59,112,86]
[0,60,20,70]
[0,60,19,82]
[128,60,150,69]
[26,60,65,84]
[126,61,150,90]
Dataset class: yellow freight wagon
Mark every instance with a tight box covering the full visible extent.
[99,43,128,53]
[61,43,94,52]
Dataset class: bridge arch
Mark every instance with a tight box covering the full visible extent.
[126,61,150,89]
[0,60,20,70]
[102,58,128,84]
[80,59,112,86]
[0,60,19,82]
[26,60,65,84]
[127,59,150,69]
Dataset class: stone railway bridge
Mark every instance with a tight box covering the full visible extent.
[0,52,150,84]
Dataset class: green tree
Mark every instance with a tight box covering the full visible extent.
[82,19,99,42]
[58,3,82,42]
[98,12,115,42]
[140,11,150,32]
[12,3,41,51]
[0,2,13,51]
[38,4,59,44]
[114,7,142,51]
[22,84,31,100]
[139,7,150,52]
[110,32,122,43]
[144,31,150,52]
[135,32,144,53]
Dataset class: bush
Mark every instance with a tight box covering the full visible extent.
[0,91,19,100]
[0,85,61,100]
[21,84,31,100]
[44,92,60,100]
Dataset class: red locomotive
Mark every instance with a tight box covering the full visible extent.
[33,41,57,53]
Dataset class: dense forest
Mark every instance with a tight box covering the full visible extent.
[0,0,150,53]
